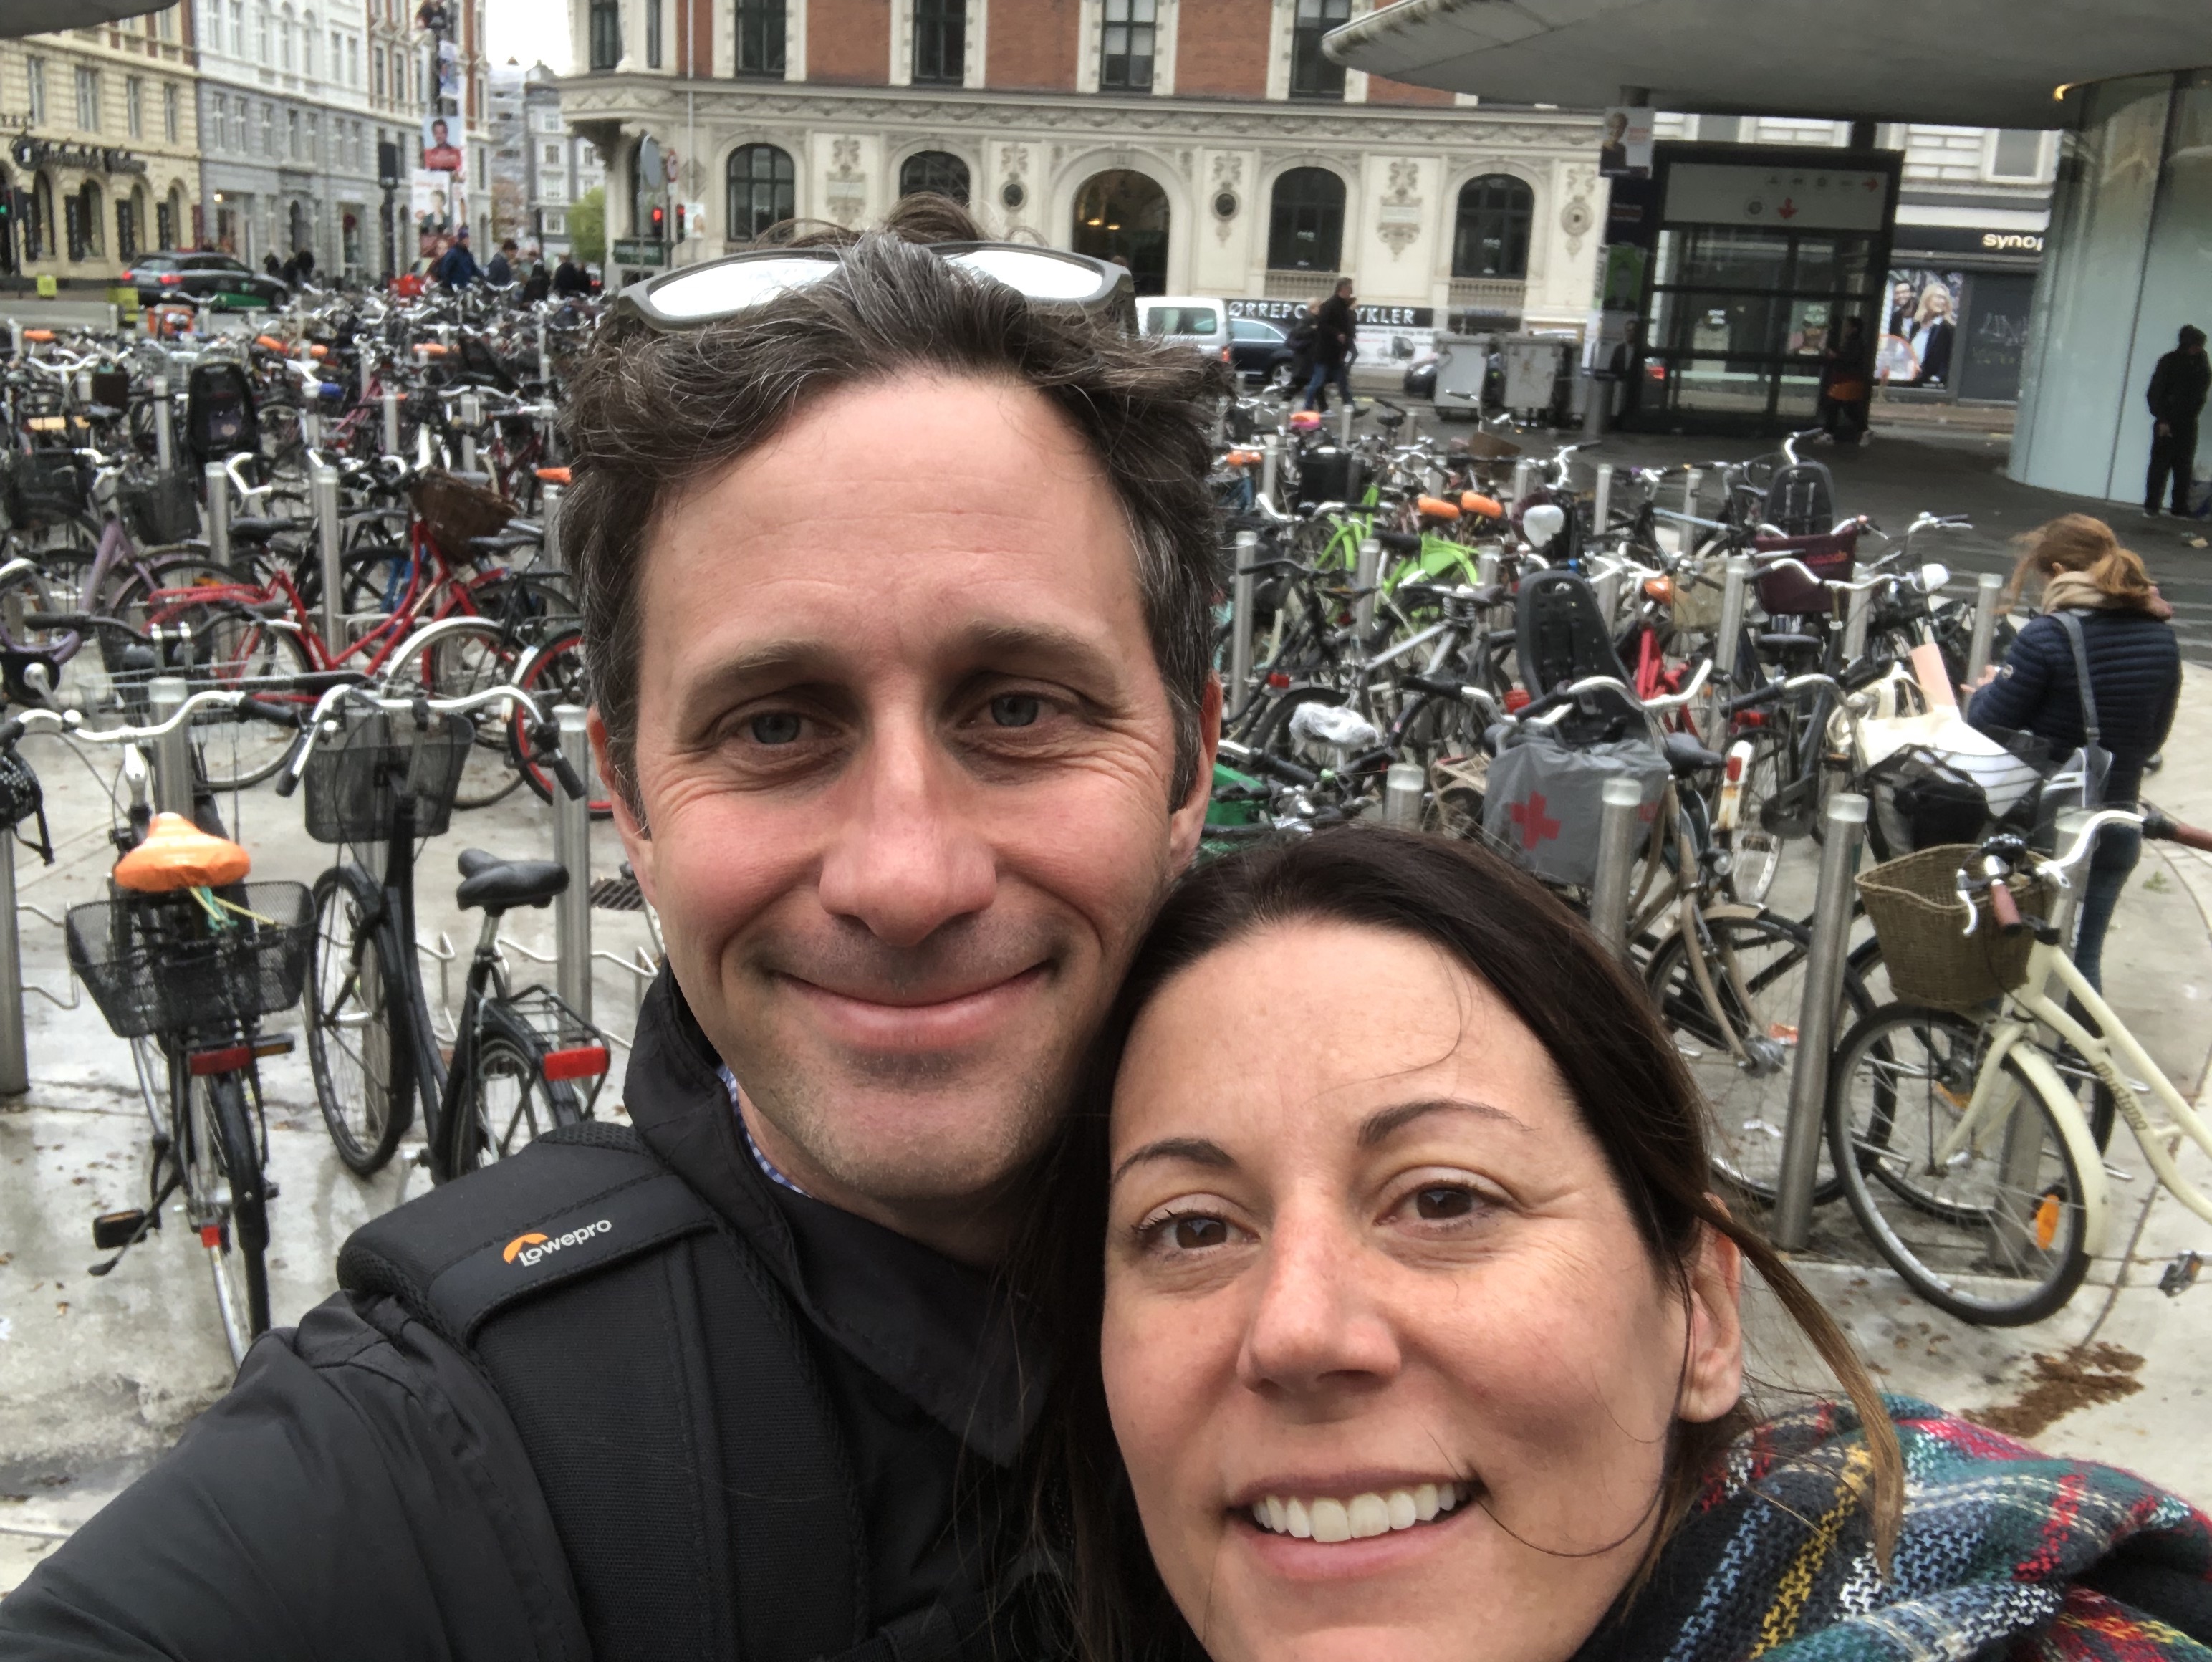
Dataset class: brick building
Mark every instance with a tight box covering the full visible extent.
[557,0,1607,340]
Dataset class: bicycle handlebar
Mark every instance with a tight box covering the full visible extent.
[278,681,560,797]
[2145,809,2212,854]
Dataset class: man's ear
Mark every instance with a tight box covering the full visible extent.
[1165,676,1223,870]
[589,708,658,909]
[1678,1215,1746,1426]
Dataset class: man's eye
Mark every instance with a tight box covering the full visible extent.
[749,713,803,745]
[1413,1186,1476,1221]
[988,694,1042,729]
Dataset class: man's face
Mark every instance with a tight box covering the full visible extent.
[606,373,1217,1260]
[432,120,447,143]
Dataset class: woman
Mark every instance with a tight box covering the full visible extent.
[1970,514,2181,992]
[1034,831,2212,1661]
[1817,316,1870,443]
[1909,282,1956,387]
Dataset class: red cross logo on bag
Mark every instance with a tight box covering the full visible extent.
[1509,792,1562,850]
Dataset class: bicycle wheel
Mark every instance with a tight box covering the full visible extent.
[446,1027,575,1176]
[305,865,410,1175]
[508,630,612,817]
[1827,1004,2093,1325]
[181,607,316,790]
[1722,729,1791,906]
[1645,912,1869,1205]
[186,1068,271,1365]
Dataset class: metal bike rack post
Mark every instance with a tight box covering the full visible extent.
[1337,401,1354,446]
[358,346,373,403]
[1229,528,1258,716]
[1477,548,1502,591]
[538,323,554,390]
[148,676,194,817]
[107,302,121,332]
[1592,463,1615,533]
[0,827,25,1097]
[1714,555,1752,683]
[541,482,565,573]
[458,388,481,474]
[151,375,173,473]
[1842,565,1873,662]
[1586,775,1646,958]
[1259,436,1283,509]
[554,705,592,1024]
[6,320,19,358]
[1511,458,1537,504]
[1354,536,1382,638]
[1965,570,2004,689]
[1683,467,1703,517]
[312,461,345,650]
[381,387,403,455]
[1593,566,1623,626]
[203,461,230,567]
[1773,789,1868,1251]
[74,370,93,408]
[1383,762,1425,828]
[301,408,322,451]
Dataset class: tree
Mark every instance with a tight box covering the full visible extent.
[571,186,605,266]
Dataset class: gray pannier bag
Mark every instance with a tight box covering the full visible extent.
[1481,731,1670,886]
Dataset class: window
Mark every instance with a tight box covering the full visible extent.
[117,191,138,260]
[898,150,968,204]
[256,4,271,64]
[589,0,621,68]
[280,10,295,71]
[228,0,243,57]
[1289,0,1347,97]
[25,58,45,126]
[373,45,385,98]
[331,28,342,75]
[158,5,175,38]
[76,66,100,131]
[913,0,963,84]
[29,174,53,260]
[127,77,144,138]
[734,0,785,76]
[1451,173,1533,279]
[347,36,359,85]
[164,82,179,143]
[157,193,175,249]
[304,11,318,77]
[1698,114,1744,143]
[76,180,103,258]
[305,110,319,163]
[261,102,276,156]
[543,210,564,234]
[211,91,227,149]
[1991,129,2043,178]
[545,141,562,164]
[1100,0,1154,90]
[726,143,795,241]
[1266,166,1345,270]
[646,0,662,67]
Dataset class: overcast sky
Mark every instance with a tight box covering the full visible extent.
[486,0,572,75]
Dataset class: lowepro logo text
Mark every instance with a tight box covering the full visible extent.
[502,1219,612,1267]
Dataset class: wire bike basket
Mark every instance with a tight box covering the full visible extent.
[302,708,475,844]
[1855,844,2057,1014]
[67,882,314,1040]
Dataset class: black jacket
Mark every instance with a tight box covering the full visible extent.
[1968,605,2181,804]
[552,261,590,297]
[1314,293,1355,368]
[2147,347,2211,426]
[0,972,1041,1660]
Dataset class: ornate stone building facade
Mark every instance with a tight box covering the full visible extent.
[558,0,1605,332]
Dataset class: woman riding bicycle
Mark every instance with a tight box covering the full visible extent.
[1969,513,2180,992]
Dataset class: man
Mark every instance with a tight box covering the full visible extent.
[1302,275,1356,412]
[0,209,1222,1660]
[486,236,516,287]
[2145,323,2209,518]
[552,250,590,297]
[436,224,481,288]
[423,115,465,181]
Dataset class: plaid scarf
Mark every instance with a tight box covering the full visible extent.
[1574,1396,2212,1662]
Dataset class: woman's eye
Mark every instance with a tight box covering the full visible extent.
[1170,1216,1230,1249]
[1413,1186,1476,1221]
[748,712,802,745]
[988,693,1042,729]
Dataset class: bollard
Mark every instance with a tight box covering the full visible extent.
[203,461,230,567]
[74,370,93,408]
[0,827,26,1095]
[1592,463,1614,533]
[458,388,481,474]
[1337,400,1354,447]
[107,302,121,332]
[1773,790,1868,1250]
[541,482,564,573]
[312,461,344,649]
[151,375,173,473]
[1965,570,2004,689]
[148,676,194,816]
[537,324,554,390]
[1511,458,1537,505]
[1592,566,1622,627]
[1841,565,1873,663]
[1683,466,1703,518]
[1229,529,1258,715]
[1477,547,1502,592]
[1708,554,1753,747]
[1260,436,1283,509]
[1353,536,1382,639]
[357,345,372,403]
[553,705,592,1024]
[301,408,322,451]
[1383,762,1425,828]
[381,386,402,455]
[6,320,19,359]
[1586,775,1646,957]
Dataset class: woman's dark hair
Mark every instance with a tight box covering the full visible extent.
[1017,829,1902,1662]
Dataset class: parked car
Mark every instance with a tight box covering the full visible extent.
[1138,296,1232,367]
[120,251,287,311]
[1228,316,1296,386]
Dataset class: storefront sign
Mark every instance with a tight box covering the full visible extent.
[612,237,667,268]
[1663,162,1890,231]
[7,138,145,176]
[1893,224,2045,259]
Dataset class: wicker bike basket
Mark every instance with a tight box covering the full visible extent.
[67,883,314,1041]
[1855,843,2056,1013]
[410,469,514,565]
[302,709,476,844]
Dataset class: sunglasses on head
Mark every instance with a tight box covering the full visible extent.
[613,240,1136,332]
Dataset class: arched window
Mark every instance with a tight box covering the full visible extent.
[1451,174,1532,279]
[898,150,968,206]
[76,179,105,259]
[30,174,54,261]
[726,143,795,242]
[1266,166,1344,272]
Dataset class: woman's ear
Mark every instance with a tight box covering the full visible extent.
[1678,1216,1746,1425]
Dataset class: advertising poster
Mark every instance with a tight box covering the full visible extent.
[1599,107,1655,179]
[1879,267,1964,387]
[1225,299,1437,365]
[1600,244,1646,312]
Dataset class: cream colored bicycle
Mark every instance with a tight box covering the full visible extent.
[1824,809,2212,1325]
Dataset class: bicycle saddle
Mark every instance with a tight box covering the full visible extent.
[228,515,310,540]
[455,847,569,913]
[1661,731,1723,777]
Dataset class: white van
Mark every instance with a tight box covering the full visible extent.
[1138,296,1231,365]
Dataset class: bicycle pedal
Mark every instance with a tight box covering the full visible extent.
[92,1209,147,1250]
[2161,1252,2203,1298]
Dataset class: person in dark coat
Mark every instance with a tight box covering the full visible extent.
[436,226,481,289]
[552,252,590,297]
[1283,299,1319,397]
[1969,514,2181,992]
[485,237,516,287]
[1817,317,1872,443]
[1302,278,1356,413]
[521,259,551,304]
[2144,323,2208,517]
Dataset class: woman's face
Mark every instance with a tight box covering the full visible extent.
[1102,921,1743,1662]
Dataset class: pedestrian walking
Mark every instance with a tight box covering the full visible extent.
[521,259,551,304]
[1817,316,1872,443]
[436,226,481,289]
[2144,323,2208,518]
[1968,514,2180,993]
[486,238,516,288]
[1284,298,1319,398]
[552,251,589,297]
[1302,277,1356,413]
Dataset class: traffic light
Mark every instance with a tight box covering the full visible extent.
[649,203,665,241]
[673,202,686,242]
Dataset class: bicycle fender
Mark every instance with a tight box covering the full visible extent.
[2002,1041,2112,1259]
